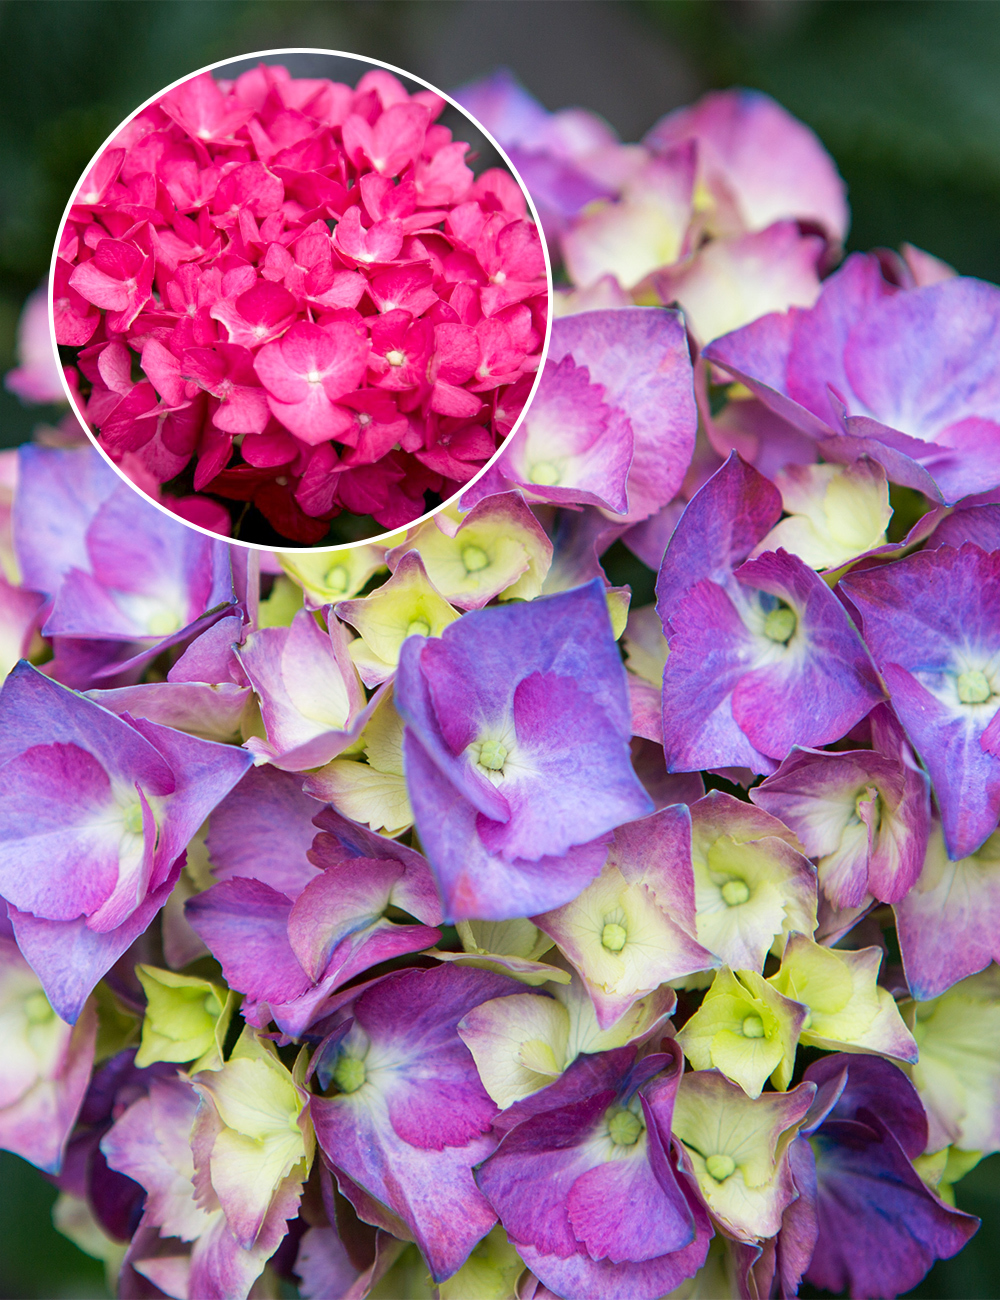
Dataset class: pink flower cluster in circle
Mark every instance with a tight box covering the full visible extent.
[54,63,547,543]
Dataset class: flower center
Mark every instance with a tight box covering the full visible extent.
[325,564,349,593]
[706,1153,736,1182]
[333,1056,367,1094]
[529,461,561,486]
[306,369,323,384]
[123,802,145,835]
[607,1109,644,1146]
[854,787,881,833]
[462,545,490,573]
[23,991,53,1025]
[721,878,751,907]
[742,1015,765,1039]
[147,610,182,637]
[406,618,430,638]
[601,922,628,952]
[386,349,406,367]
[763,605,797,643]
[479,739,508,771]
[957,669,992,704]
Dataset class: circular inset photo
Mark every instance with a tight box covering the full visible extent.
[51,50,551,548]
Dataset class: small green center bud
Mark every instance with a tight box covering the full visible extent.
[406,618,431,638]
[23,991,53,1025]
[479,740,508,771]
[742,1014,765,1039]
[148,610,181,637]
[333,1056,367,1094]
[607,1109,644,1146]
[705,1153,736,1182]
[462,544,490,573]
[123,802,145,835]
[721,879,751,907]
[325,564,349,594]
[601,922,628,952]
[957,669,992,705]
[386,349,406,367]
[854,787,881,833]
[529,461,561,486]
[763,605,797,644]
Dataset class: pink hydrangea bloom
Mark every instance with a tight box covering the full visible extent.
[57,65,547,543]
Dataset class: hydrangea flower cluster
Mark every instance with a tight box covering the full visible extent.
[54,63,548,544]
[2,70,998,1300]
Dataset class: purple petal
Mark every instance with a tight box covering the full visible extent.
[12,444,118,596]
[660,580,776,774]
[655,452,782,621]
[501,355,633,513]
[804,1052,927,1158]
[86,681,251,743]
[126,715,253,884]
[351,965,518,1149]
[403,731,610,921]
[806,1113,977,1299]
[185,878,312,1005]
[546,309,697,522]
[286,861,439,984]
[315,1110,497,1283]
[9,857,183,1023]
[893,825,1000,1000]
[731,549,882,758]
[308,806,442,924]
[607,804,698,933]
[208,766,323,899]
[842,544,1000,858]
[239,610,368,770]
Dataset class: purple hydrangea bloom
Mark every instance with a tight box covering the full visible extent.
[752,704,931,908]
[475,1040,712,1300]
[494,310,696,523]
[796,1054,978,1299]
[705,255,1000,504]
[645,88,849,244]
[12,443,118,598]
[14,445,236,689]
[656,453,882,772]
[206,764,324,899]
[499,353,633,513]
[893,822,1000,1000]
[310,964,523,1282]
[0,934,97,1174]
[453,70,618,247]
[0,662,252,1021]
[237,608,373,770]
[842,543,1000,859]
[395,579,652,920]
[103,1074,292,1300]
[187,808,443,1037]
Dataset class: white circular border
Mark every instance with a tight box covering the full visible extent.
[49,46,554,553]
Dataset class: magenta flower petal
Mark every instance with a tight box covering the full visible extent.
[543,309,697,522]
[395,580,650,917]
[311,965,521,1281]
[186,877,312,1005]
[646,88,848,242]
[752,707,931,908]
[842,543,1000,858]
[207,765,323,899]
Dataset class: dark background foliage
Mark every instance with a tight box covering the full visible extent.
[1,1,998,1296]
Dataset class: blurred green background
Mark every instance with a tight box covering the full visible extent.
[1,0,999,1295]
